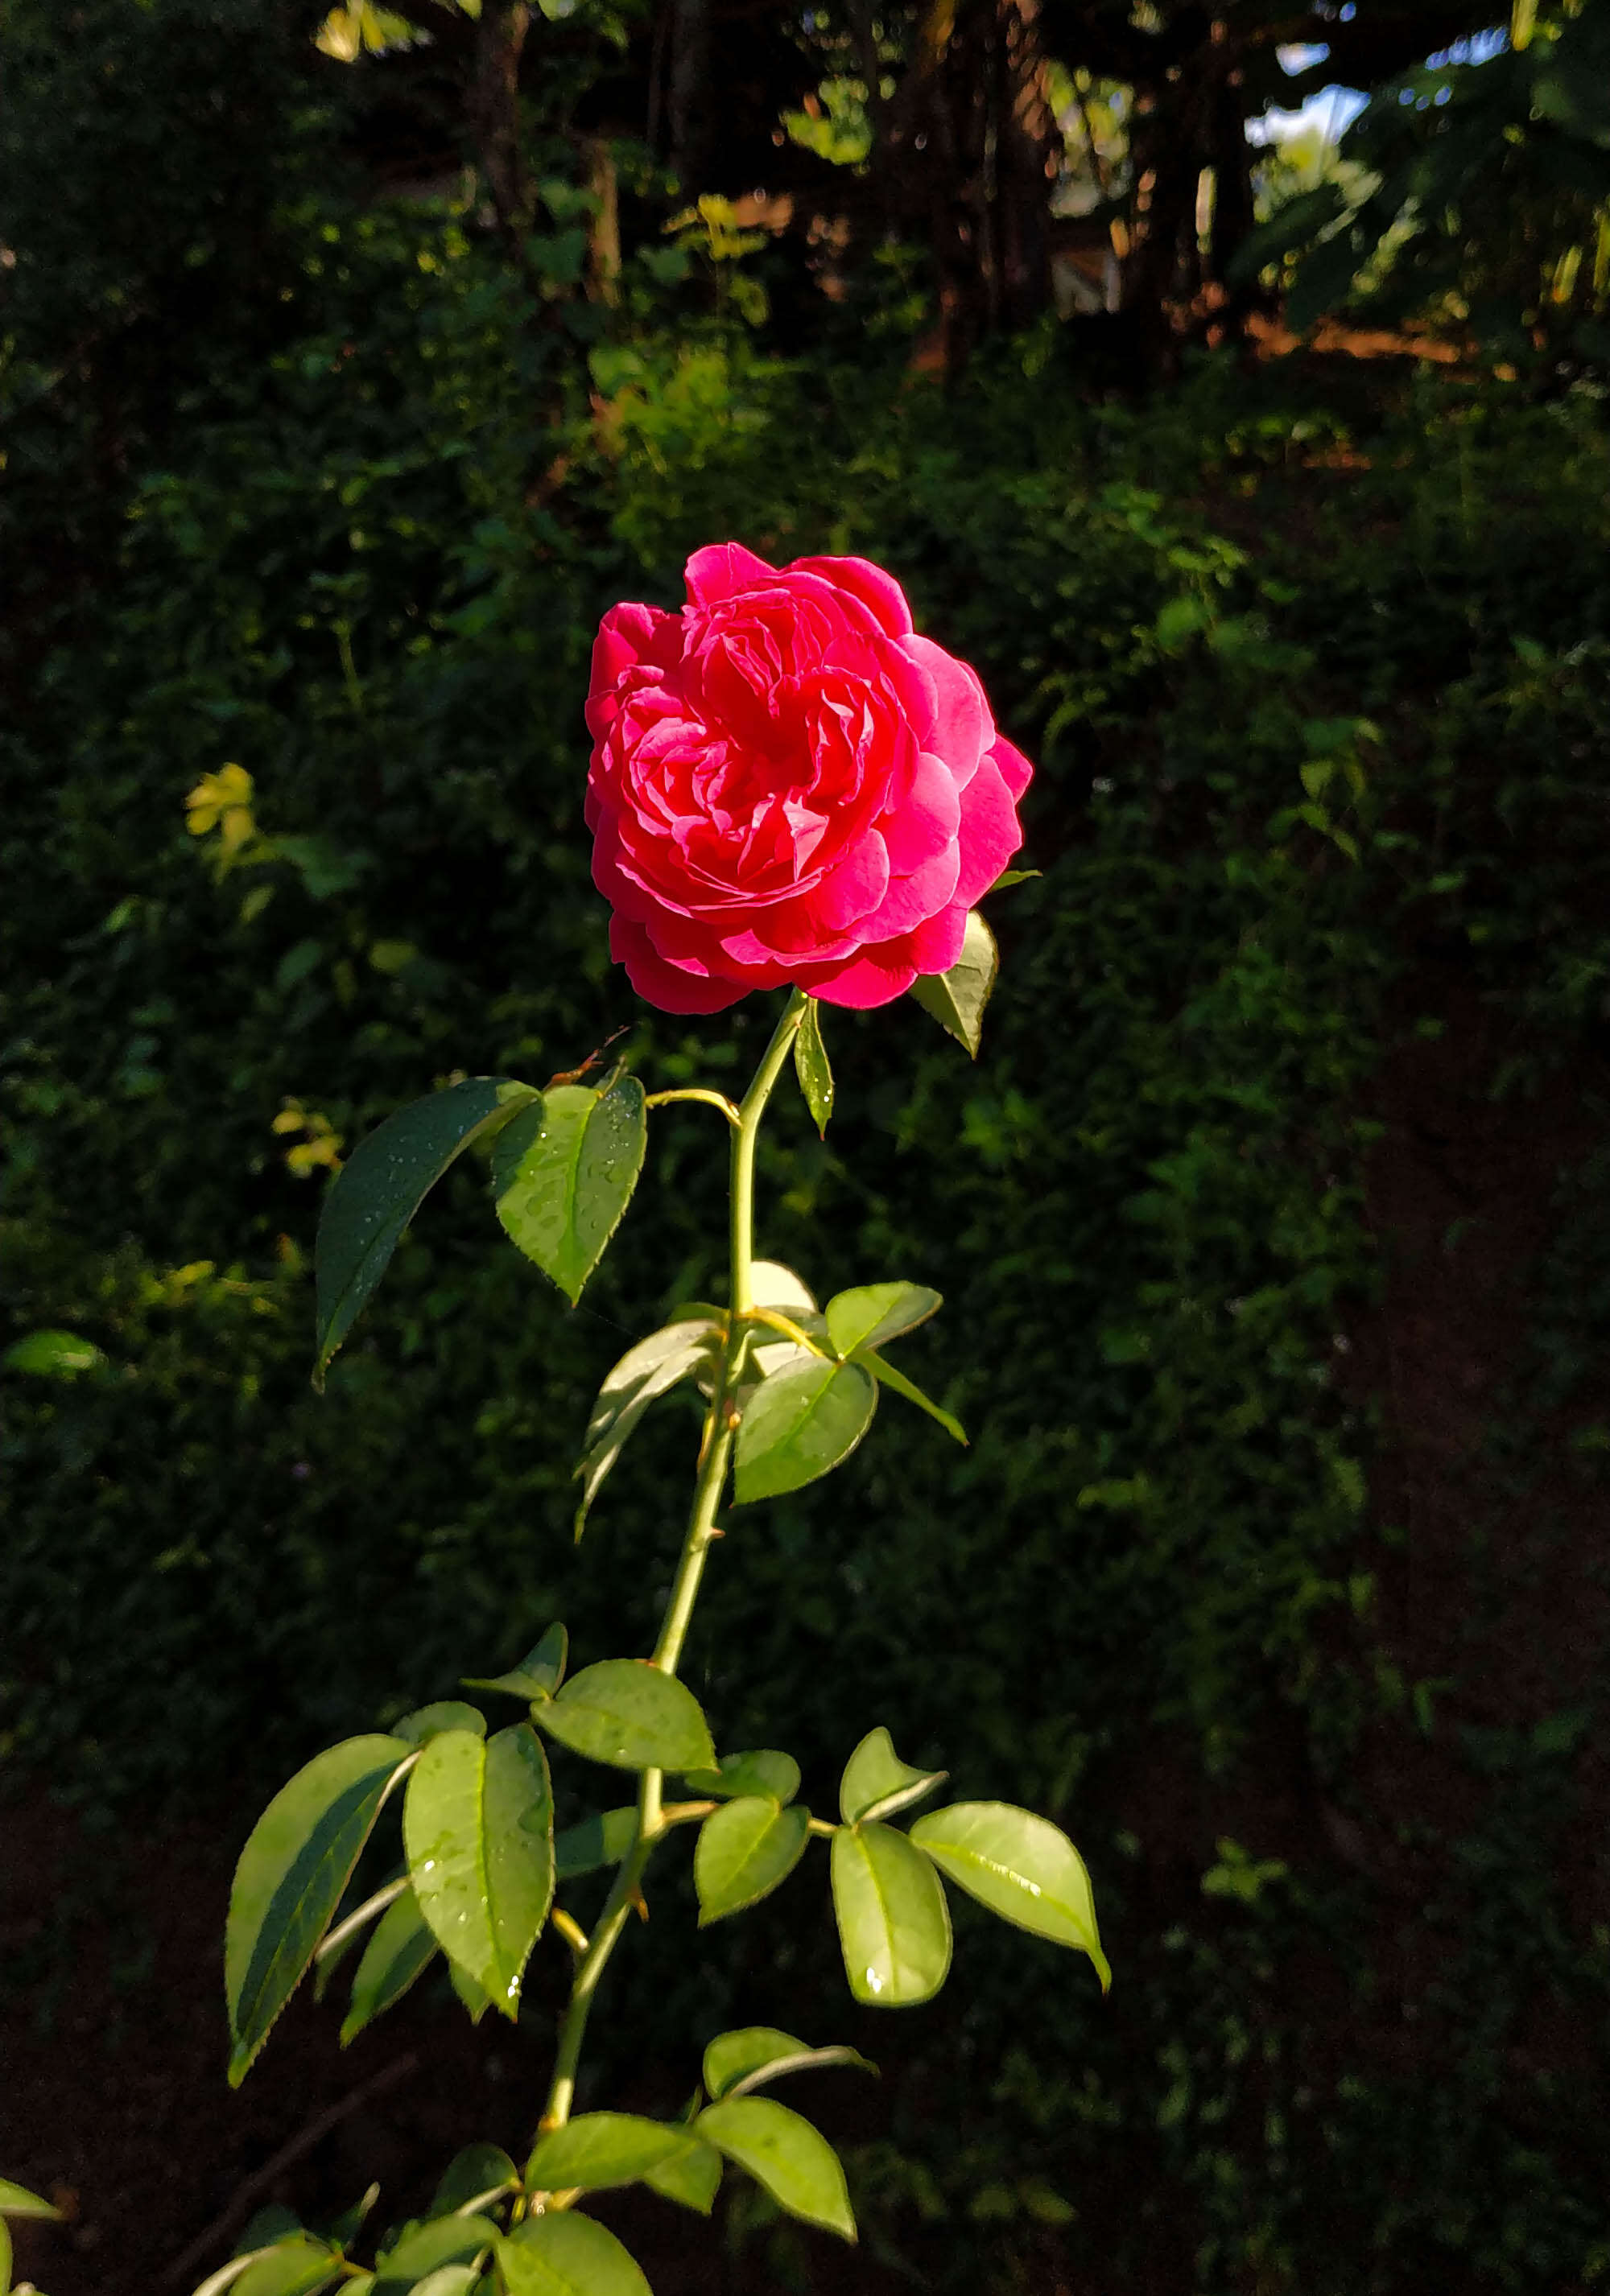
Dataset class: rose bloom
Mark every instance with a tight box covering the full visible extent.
[584,543,1032,1012]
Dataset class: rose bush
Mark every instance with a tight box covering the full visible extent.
[585,542,1033,1010]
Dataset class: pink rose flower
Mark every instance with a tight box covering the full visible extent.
[584,542,1032,1012]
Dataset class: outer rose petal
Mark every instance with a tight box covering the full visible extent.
[898,634,991,779]
[989,733,1034,800]
[953,749,1025,908]
[585,604,680,738]
[684,542,778,606]
[807,940,920,1009]
[785,554,914,637]
[609,915,747,1012]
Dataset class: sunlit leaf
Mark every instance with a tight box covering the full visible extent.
[694,1797,810,1924]
[391,1701,485,1747]
[838,1727,946,1826]
[402,1724,554,2017]
[372,2216,489,2296]
[695,2097,855,2242]
[909,909,998,1057]
[830,1821,952,2006]
[497,2212,651,2296]
[909,1802,1109,1987]
[642,2138,722,2214]
[226,1735,414,2084]
[733,1357,876,1503]
[793,1000,834,1134]
[536,1660,715,1774]
[493,1071,647,1305]
[824,1281,940,1360]
[526,2113,690,2194]
[702,2028,874,2101]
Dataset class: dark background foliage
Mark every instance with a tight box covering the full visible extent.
[3,3,1609,2290]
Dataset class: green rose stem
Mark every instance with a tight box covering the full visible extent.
[535,987,811,2146]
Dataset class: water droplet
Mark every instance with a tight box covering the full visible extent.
[865,1968,884,1994]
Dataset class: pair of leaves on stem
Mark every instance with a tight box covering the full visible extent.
[226,1641,718,2083]
[523,2025,867,2245]
[313,1066,647,1386]
[576,1265,964,1535]
[827,1729,1110,2009]
[224,1719,551,2085]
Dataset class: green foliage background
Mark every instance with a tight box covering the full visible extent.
[5,10,1610,2289]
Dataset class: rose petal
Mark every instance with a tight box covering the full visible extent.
[859,839,960,938]
[905,900,968,972]
[786,554,914,637]
[610,914,748,1012]
[953,750,1025,907]
[684,542,777,607]
[880,743,961,874]
[898,635,992,780]
[585,604,682,738]
[989,733,1034,801]
[806,938,920,1009]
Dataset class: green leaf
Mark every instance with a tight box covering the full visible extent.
[497,2213,651,2296]
[226,1734,414,2085]
[314,1077,535,1384]
[734,1358,876,1504]
[554,1804,638,1879]
[679,1750,799,1805]
[861,1350,968,1445]
[464,1622,568,1703]
[402,1724,554,2017]
[527,2113,690,2194]
[431,2143,519,2215]
[695,1798,810,1924]
[448,1959,492,2025]
[0,2216,10,2296]
[573,1319,723,1539]
[537,1660,715,1774]
[392,1701,485,1747]
[909,1803,1110,1986]
[793,1000,834,1135]
[642,2138,723,2215]
[695,2097,856,2244]
[340,1886,438,2045]
[493,1072,647,1306]
[405,2271,479,2296]
[830,1821,952,2006]
[824,1281,941,1360]
[373,2218,489,2295]
[909,910,998,1057]
[0,2181,60,2220]
[839,1728,947,1826]
[987,868,1040,892]
[234,2236,345,2296]
[2,1328,105,1377]
[702,2029,874,2102]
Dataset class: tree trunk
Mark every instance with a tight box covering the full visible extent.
[467,0,533,248]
